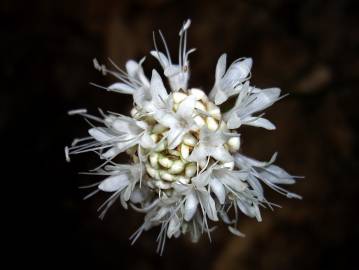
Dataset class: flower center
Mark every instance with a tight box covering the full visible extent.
[130,88,240,192]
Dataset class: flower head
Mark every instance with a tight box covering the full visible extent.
[66,19,302,254]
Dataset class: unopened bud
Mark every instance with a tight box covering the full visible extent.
[185,163,197,178]
[168,160,185,174]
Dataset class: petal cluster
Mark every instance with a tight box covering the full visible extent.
[66,19,301,254]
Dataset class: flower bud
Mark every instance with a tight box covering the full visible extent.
[180,144,190,160]
[189,88,206,101]
[159,170,175,182]
[194,115,205,127]
[185,163,197,178]
[149,152,159,169]
[168,160,185,174]
[173,92,188,103]
[146,164,160,179]
[182,133,197,146]
[227,137,240,152]
[158,154,173,168]
[206,116,219,131]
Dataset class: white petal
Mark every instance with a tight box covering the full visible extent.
[108,83,134,94]
[150,51,170,68]
[188,144,207,162]
[226,112,242,129]
[199,192,218,221]
[210,146,233,163]
[214,89,228,105]
[129,189,145,203]
[243,88,281,115]
[210,178,226,204]
[101,147,120,159]
[88,128,113,142]
[140,132,155,149]
[243,117,276,130]
[167,128,185,149]
[260,166,295,184]
[192,169,211,188]
[184,192,199,221]
[236,200,261,221]
[177,95,196,119]
[125,60,139,78]
[215,53,227,82]
[228,226,246,237]
[228,58,252,81]
[99,174,129,192]
[150,69,168,102]
[167,214,181,238]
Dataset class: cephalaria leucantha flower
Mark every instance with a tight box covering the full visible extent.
[65,19,302,254]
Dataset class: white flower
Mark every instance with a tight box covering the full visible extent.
[66,19,302,254]
[209,53,252,105]
[189,127,235,163]
[223,83,282,130]
[157,94,198,149]
[66,110,155,160]
[151,19,196,91]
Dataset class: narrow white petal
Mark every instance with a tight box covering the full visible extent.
[226,112,242,129]
[99,174,129,192]
[108,83,134,94]
[140,132,155,149]
[184,192,199,221]
[150,69,168,101]
[228,226,246,237]
[210,178,226,204]
[210,146,233,163]
[243,88,281,115]
[167,214,181,238]
[188,144,208,162]
[150,51,170,68]
[200,192,219,221]
[88,128,113,142]
[243,117,276,130]
[176,95,196,119]
[215,53,227,82]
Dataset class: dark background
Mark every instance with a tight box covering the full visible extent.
[2,0,358,269]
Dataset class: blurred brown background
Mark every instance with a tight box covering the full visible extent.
[2,0,358,269]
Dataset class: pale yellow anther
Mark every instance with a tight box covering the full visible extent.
[182,133,197,146]
[185,163,197,178]
[158,154,173,168]
[227,137,240,152]
[180,144,190,160]
[168,160,185,174]
[206,116,219,131]
[173,92,188,103]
